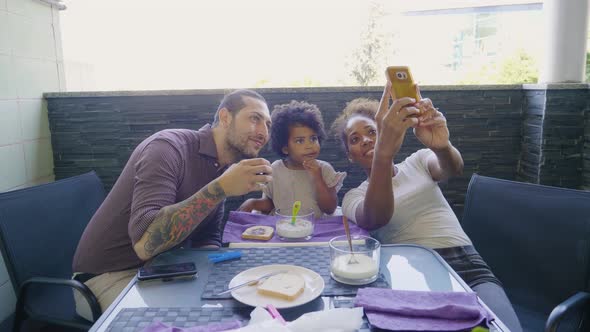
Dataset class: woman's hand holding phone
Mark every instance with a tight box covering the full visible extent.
[385,66,425,123]
[374,83,420,159]
[385,66,451,150]
[413,107,451,151]
[410,91,450,150]
[386,66,420,102]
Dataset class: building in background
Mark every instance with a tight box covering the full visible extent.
[382,0,544,85]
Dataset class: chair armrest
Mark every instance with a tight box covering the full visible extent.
[17,276,102,322]
[545,291,590,332]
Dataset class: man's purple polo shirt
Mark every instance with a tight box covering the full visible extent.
[73,125,226,274]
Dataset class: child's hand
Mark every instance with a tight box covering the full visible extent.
[238,197,274,214]
[302,159,322,178]
[237,198,257,212]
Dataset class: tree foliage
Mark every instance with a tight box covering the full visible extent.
[349,2,390,86]
[495,49,538,83]
[459,49,538,84]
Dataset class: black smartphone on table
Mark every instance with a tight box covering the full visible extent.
[137,262,197,281]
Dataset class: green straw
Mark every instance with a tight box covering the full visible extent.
[291,201,301,225]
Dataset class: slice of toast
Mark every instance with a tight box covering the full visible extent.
[241,226,274,241]
[257,273,305,301]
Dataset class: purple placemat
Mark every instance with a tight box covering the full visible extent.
[354,288,492,331]
[222,211,369,244]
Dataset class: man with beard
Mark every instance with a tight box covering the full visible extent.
[71,89,272,321]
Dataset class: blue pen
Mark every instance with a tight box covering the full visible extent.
[208,251,242,263]
[208,251,241,258]
[207,252,233,259]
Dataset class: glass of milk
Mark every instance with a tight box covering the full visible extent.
[275,208,315,241]
[329,235,380,285]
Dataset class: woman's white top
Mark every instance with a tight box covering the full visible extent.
[342,149,471,249]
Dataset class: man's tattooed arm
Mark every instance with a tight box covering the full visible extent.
[133,180,226,260]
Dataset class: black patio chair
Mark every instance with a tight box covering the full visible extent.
[0,172,106,331]
[462,174,590,332]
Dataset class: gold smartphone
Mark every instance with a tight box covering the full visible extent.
[386,66,420,101]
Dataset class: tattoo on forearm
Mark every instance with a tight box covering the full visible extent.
[143,181,226,257]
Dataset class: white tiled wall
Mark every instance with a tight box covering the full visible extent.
[0,0,64,324]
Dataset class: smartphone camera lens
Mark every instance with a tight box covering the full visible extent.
[396,72,407,80]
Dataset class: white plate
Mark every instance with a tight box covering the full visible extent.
[228,264,324,309]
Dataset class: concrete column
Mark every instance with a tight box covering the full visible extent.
[540,0,589,83]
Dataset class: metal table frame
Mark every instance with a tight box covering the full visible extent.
[89,244,510,332]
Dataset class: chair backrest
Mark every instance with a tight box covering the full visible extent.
[462,174,590,312]
[0,172,105,289]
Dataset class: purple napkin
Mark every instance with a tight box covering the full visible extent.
[141,320,242,332]
[354,287,491,331]
[222,211,368,243]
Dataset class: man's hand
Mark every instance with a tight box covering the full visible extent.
[217,158,272,197]
[133,158,271,261]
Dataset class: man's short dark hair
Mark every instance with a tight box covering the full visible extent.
[270,100,326,158]
[212,89,267,126]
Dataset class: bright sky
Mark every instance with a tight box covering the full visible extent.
[60,0,373,90]
[59,0,555,90]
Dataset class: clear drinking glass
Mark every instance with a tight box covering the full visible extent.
[274,208,315,241]
[329,235,381,285]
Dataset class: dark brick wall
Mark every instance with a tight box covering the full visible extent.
[48,94,225,183]
[45,86,587,221]
[517,88,589,188]
[421,89,523,215]
[539,89,588,188]
[518,89,545,183]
